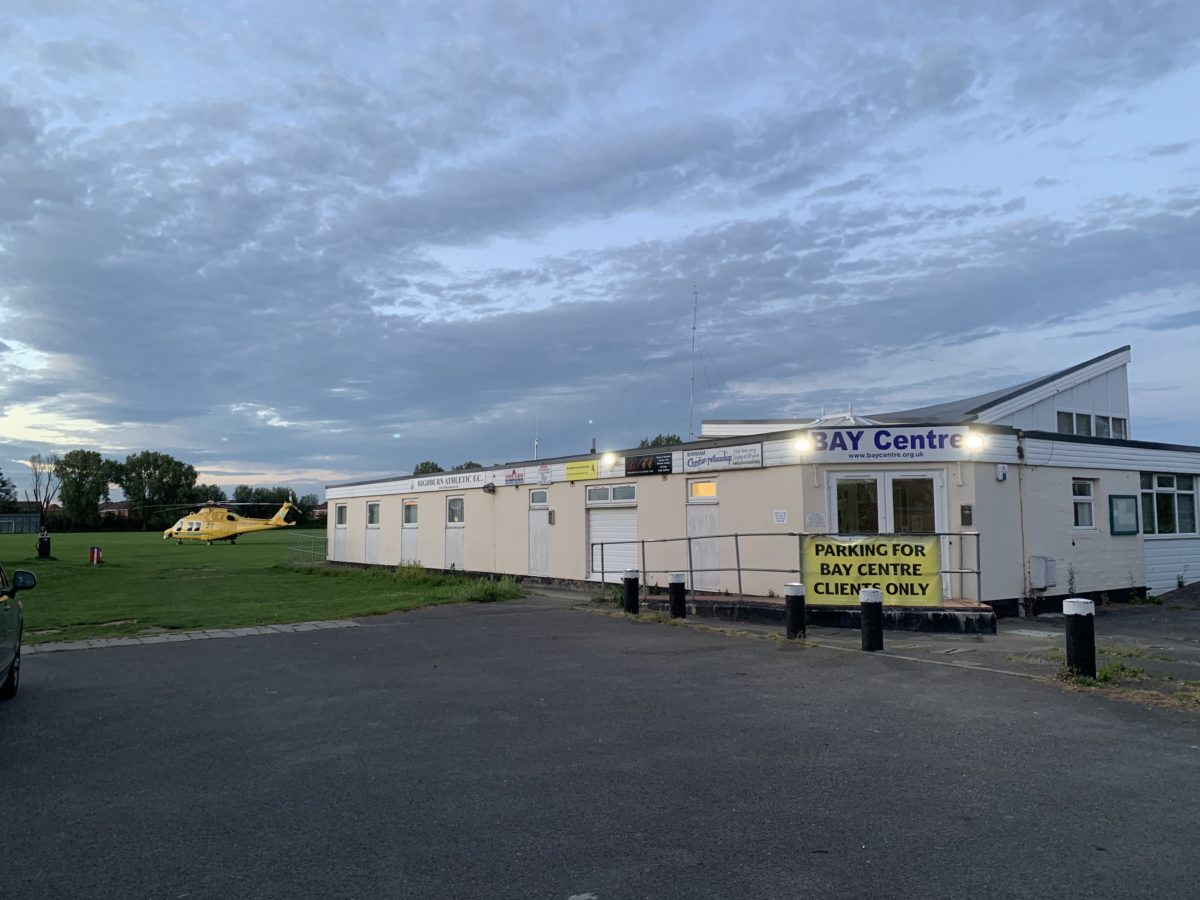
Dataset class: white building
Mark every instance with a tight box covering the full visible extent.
[326,346,1198,616]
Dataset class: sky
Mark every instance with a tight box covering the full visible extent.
[1,0,1199,502]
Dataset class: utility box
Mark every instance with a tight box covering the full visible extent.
[1029,556,1057,590]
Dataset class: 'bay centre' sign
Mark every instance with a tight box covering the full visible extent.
[802,536,942,606]
[803,427,971,463]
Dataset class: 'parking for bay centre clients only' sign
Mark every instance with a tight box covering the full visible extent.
[802,536,942,606]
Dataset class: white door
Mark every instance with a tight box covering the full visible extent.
[686,503,719,592]
[445,528,464,570]
[401,525,419,565]
[364,528,380,565]
[528,509,549,576]
[588,507,637,582]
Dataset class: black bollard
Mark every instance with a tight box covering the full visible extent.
[860,587,884,651]
[1064,598,1096,678]
[37,535,51,559]
[669,572,686,619]
[785,582,806,639]
[623,569,640,616]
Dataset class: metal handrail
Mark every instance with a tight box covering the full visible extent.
[590,531,982,603]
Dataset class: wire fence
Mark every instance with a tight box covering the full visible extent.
[287,533,328,564]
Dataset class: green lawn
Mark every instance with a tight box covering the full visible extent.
[0,530,520,644]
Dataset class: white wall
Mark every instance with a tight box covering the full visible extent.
[1145,538,1200,594]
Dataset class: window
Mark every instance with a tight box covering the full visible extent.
[367,502,380,526]
[529,490,548,507]
[1074,413,1092,437]
[1072,479,1094,528]
[1057,412,1073,434]
[1094,416,1128,439]
[403,501,418,525]
[446,496,465,525]
[1141,473,1197,535]
[688,479,718,502]
[335,504,347,526]
[586,484,636,506]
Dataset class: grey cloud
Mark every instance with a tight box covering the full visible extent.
[3,0,1200,488]
[38,36,132,77]
[1144,141,1194,157]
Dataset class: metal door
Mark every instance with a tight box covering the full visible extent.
[528,509,549,576]
[445,528,464,570]
[588,507,637,582]
[686,503,719,591]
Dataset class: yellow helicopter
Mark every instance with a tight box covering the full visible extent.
[162,500,297,545]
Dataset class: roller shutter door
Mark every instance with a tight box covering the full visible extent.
[588,507,637,582]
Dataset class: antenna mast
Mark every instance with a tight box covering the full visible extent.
[534,408,540,460]
[688,286,699,441]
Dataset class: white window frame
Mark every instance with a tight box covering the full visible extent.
[446,496,465,526]
[687,477,718,504]
[366,501,381,527]
[1072,479,1096,529]
[1141,473,1197,536]
[403,500,419,526]
[335,504,347,527]
[529,489,549,508]
[586,484,637,506]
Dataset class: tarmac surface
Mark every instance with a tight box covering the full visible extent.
[4,593,1200,899]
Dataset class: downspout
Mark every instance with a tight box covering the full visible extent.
[1017,431,1029,618]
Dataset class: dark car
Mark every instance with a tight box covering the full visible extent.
[1,566,36,700]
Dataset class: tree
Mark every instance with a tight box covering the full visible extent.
[232,485,294,518]
[117,451,198,530]
[54,450,116,529]
[296,493,319,514]
[639,434,684,448]
[28,453,62,522]
[0,467,16,513]
[191,483,227,503]
[452,461,483,471]
[413,461,444,475]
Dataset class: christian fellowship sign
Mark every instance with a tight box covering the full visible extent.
[804,427,972,463]
[683,443,763,472]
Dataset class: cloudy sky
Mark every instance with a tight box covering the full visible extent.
[2,0,1199,500]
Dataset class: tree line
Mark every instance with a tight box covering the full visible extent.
[0,452,319,532]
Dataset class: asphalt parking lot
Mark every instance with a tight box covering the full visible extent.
[5,596,1200,900]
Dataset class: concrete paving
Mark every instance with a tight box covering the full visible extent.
[3,594,1200,899]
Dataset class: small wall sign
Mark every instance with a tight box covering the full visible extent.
[773,510,788,525]
[1109,495,1138,535]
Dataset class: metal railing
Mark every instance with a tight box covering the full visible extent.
[590,531,981,603]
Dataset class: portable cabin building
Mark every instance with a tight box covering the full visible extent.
[326,347,1199,615]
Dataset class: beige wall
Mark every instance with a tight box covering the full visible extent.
[325,459,1145,603]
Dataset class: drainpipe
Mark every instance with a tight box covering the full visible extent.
[1017,431,1029,618]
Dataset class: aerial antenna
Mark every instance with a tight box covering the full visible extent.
[534,408,540,460]
[688,286,699,441]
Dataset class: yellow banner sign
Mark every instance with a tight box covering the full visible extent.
[803,536,942,606]
[565,460,598,481]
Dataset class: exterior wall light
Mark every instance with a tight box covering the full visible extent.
[966,434,985,450]
[795,437,813,453]
[601,452,616,467]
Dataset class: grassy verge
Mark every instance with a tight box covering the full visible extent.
[1,531,520,644]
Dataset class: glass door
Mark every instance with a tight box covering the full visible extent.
[832,475,884,534]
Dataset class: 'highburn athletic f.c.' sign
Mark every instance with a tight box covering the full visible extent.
[803,427,973,463]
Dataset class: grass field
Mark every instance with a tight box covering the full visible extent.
[0,530,521,644]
